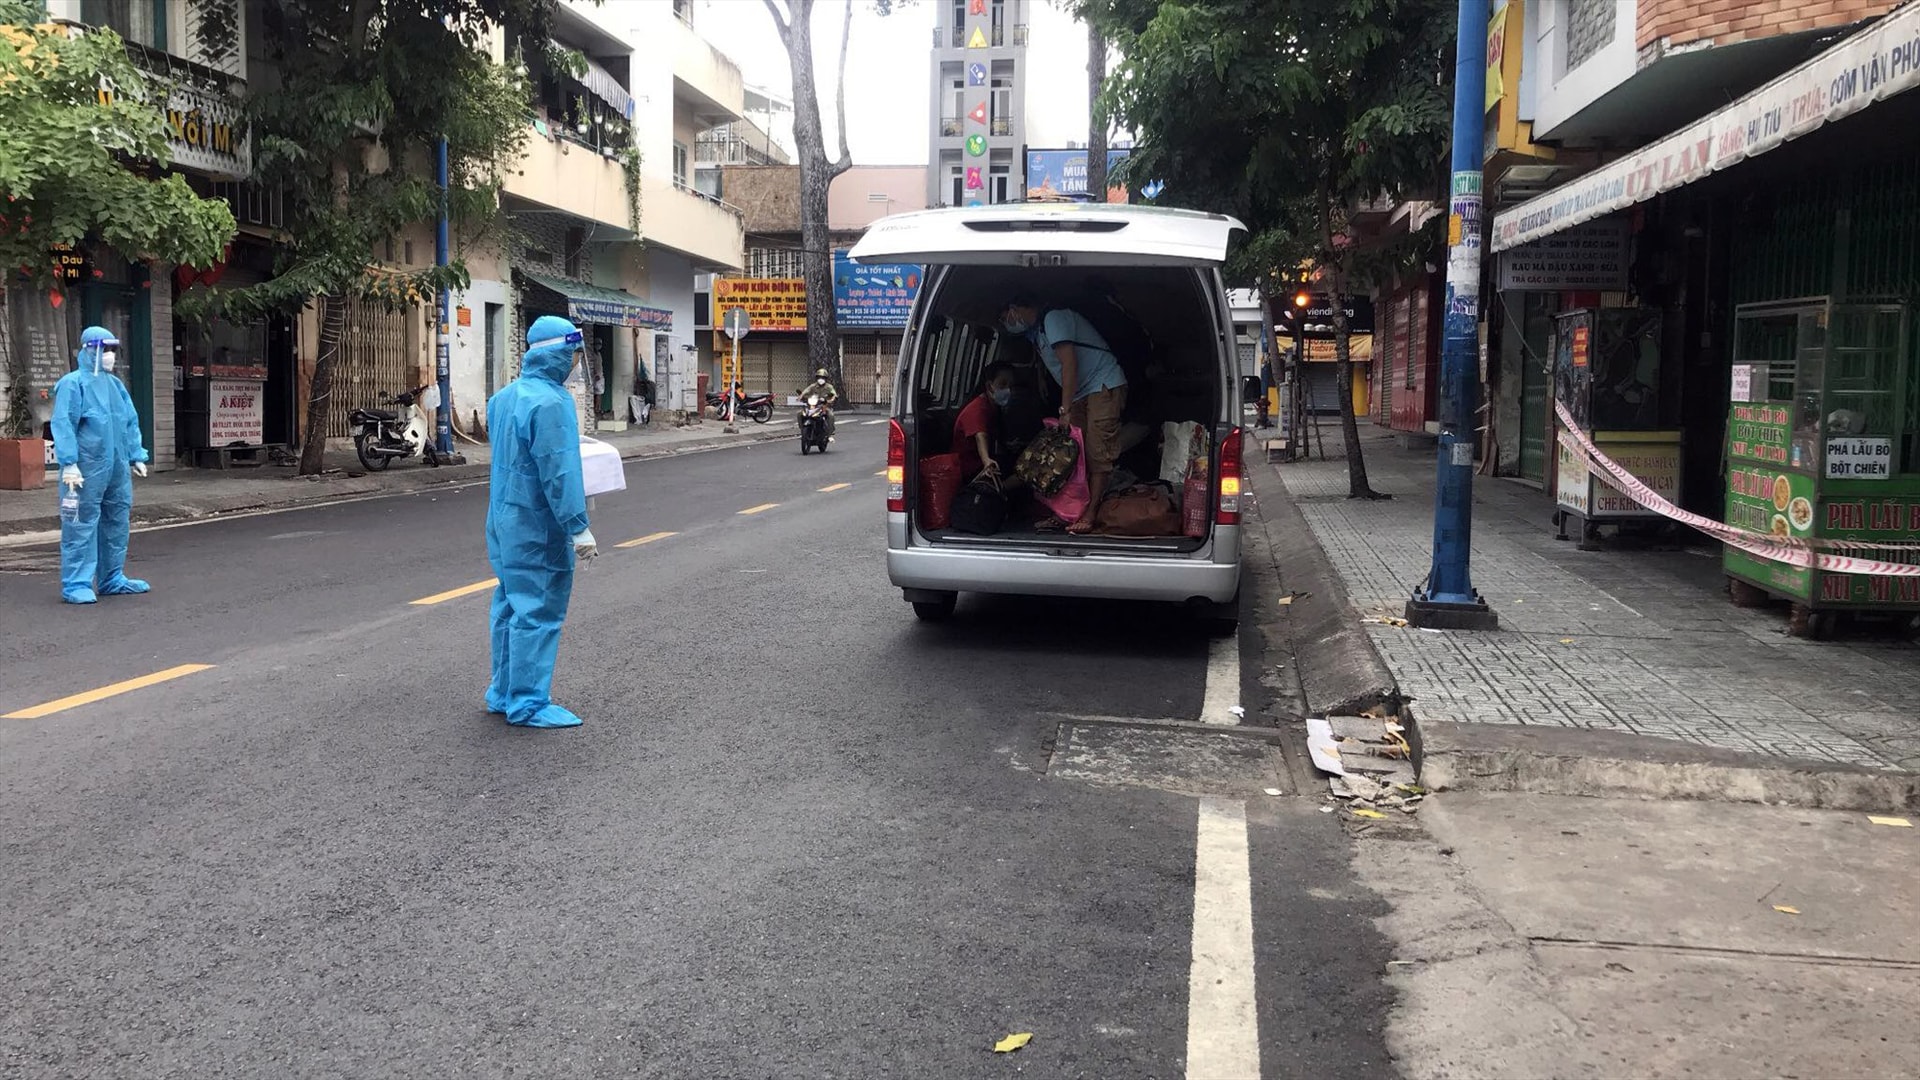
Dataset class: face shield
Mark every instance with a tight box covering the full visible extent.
[530,328,586,385]
[84,336,122,375]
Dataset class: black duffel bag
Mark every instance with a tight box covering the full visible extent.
[950,472,1007,535]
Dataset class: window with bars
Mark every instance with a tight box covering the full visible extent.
[747,248,805,278]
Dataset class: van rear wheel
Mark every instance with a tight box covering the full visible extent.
[911,592,957,621]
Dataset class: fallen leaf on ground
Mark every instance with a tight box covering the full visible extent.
[1362,616,1410,628]
[993,1033,1032,1053]
[1276,592,1309,606]
[1869,816,1914,828]
[1351,808,1388,820]
[1773,905,1802,916]
[1559,638,1576,645]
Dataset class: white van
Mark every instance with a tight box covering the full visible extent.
[852,204,1256,633]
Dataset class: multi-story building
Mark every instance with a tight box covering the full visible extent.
[0,0,260,475]
[699,165,928,405]
[1483,0,1904,518]
[444,0,747,433]
[694,85,794,201]
[927,0,1029,207]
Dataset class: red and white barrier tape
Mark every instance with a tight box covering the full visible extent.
[1552,400,1920,578]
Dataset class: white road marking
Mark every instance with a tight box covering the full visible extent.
[1187,797,1261,1080]
[863,418,891,425]
[1200,631,1241,726]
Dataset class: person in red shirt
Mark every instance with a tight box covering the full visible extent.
[953,361,1016,481]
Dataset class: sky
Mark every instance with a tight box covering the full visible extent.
[696,0,1094,165]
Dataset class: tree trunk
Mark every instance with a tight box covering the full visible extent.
[1085,21,1108,202]
[298,291,345,475]
[1327,276,1380,498]
[774,0,854,394]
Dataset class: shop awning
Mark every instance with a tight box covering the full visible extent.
[1491,6,1920,253]
[523,273,672,331]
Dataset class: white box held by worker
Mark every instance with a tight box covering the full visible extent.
[579,437,626,497]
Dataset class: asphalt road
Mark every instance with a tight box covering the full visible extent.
[0,421,1395,1079]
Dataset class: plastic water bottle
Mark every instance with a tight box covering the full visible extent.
[59,493,78,525]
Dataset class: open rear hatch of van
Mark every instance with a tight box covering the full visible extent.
[858,206,1248,557]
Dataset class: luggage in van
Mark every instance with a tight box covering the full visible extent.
[1015,423,1080,496]
[918,453,963,529]
[1094,482,1182,536]
[950,474,1007,535]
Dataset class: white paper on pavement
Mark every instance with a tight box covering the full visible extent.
[1304,716,1346,776]
[579,437,626,497]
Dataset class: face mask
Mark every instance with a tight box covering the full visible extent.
[816,378,827,385]
[99,350,118,372]
[1002,317,1030,336]
[990,387,1012,407]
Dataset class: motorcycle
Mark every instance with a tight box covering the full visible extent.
[705,388,775,424]
[798,394,831,455]
[351,384,442,471]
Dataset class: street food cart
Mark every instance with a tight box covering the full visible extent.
[1550,308,1681,547]
[1725,298,1920,636]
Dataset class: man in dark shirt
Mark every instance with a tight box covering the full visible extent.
[953,361,1016,480]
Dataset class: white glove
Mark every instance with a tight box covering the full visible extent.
[572,528,599,560]
[60,465,83,493]
[131,462,148,478]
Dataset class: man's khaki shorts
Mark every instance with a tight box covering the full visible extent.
[1068,385,1128,475]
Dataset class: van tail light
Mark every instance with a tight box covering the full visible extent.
[886,418,907,512]
[1216,426,1244,525]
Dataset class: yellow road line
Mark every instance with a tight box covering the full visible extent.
[818,483,851,493]
[5,664,215,720]
[410,578,498,606]
[738,503,781,515]
[617,530,678,548]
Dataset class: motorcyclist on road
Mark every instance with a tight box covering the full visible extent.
[796,369,838,441]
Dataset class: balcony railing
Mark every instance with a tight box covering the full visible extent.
[940,117,963,137]
[991,118,1012,136]
[936,23,1028,47]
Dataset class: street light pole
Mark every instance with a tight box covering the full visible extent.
[1407,0,1497,630]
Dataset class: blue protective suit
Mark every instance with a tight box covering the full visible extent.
[51,326,151,605]
[484,315,591,728]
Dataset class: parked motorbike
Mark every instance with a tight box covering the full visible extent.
[705,388,775,424]
[798,394,831,455]
[351,385,441,471]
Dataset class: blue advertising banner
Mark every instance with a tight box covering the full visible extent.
[833,251,922,329]
[1026,148,1131,202]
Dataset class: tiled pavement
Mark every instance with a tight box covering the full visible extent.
[1267,426,1920,771]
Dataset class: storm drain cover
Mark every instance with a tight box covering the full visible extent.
[1048,722,1286,797]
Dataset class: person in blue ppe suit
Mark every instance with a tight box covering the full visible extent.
[484,315,599,729]
[51,326,152,605]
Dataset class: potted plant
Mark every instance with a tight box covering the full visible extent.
[0,314,46,490]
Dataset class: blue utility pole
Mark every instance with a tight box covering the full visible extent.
[1407,0,1497,630]
[433,135,463,464]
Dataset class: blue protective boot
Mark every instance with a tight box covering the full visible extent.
[62,586,98,605]
[99,574,150,595]
[484,692,510,714]
[509,703,583,729]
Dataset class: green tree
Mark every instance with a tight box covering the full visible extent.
[205,0,563,474]
[1094,0,1454,497]
[0,2,235,438]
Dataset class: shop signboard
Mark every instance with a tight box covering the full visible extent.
[1495,220,1629,291]
[1493,3,1920,251]
[208,377,264,445]
[1025,148,1132,203]
[1826,437,1893,480]
[98,65,251,180]
[713,278,806,332]
[832,251,921,329]
[1724,403,1815,598]
[1559,433,1681,518]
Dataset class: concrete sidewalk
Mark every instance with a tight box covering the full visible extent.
[1359,791,1920,1079]
[0,411,855,540]
[1265,424,1920,779]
